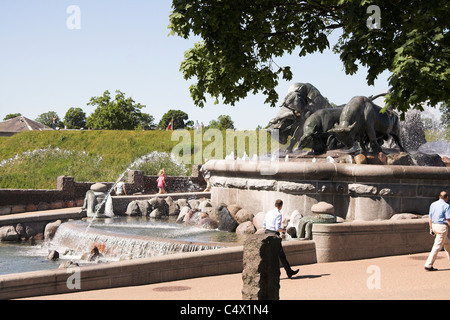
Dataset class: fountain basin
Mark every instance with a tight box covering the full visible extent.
[206,160,450,221]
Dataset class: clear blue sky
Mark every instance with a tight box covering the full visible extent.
[0,1,392,130]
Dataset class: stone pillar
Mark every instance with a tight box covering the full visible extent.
[242,233,281,300]
[128,170,145,192]
[57,176,75,192]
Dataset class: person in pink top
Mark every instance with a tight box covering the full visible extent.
[157,169,166,194]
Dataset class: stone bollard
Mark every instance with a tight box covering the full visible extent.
[242,233,281,300]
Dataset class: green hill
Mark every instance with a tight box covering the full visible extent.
[0,130,274,189]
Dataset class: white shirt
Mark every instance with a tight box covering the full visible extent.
[264,208,282,232]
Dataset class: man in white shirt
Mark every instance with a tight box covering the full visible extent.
[264,199,299,279]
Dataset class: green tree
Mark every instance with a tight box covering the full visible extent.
[86,90,150,130]
[3,113,22,121]
[157,109,193,130]
[169,0,450,114]
[63,107,87,129]
[36,111,59,128]
[208,115,235,130]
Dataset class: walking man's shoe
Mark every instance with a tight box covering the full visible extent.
[424,266,438,271]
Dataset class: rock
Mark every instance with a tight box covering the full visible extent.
[185,209,203,226]
[236,221,256,235]
[149,197,168,218]
[59,261,79,269]
[198,217,219,230]
[378,152,388,165]
[242,234,281,300]
[227,204,242,217]
[390,213,419,220]
[176,206,191,223]
[167,197,180,216]
[136,200,152,216]
[176,199,188,208]
[410,152,445,167]
[47,250,59,261]
[286,210,303,238]
[125,201,141,216]
[210,203,227,222]
[235,208,254,224]
[218,206,239,232]
[311,202,335,215]
[198,199,212,213]
[91,183,108,192]
[387,152,413,166]
[44,220,62,240]
[252,212,266,230]
[188,199,200,210]
[354,154,367,164]
[0,226,19,241]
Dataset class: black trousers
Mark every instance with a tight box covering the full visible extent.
[265,230,292,274]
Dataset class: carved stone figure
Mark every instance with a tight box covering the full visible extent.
[80,183,109,218]
[268,83,334,153]
[328,96,404,153]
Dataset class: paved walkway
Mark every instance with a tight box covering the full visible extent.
[20,252,450,300]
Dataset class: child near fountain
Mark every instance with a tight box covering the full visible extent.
[157,169,166,194]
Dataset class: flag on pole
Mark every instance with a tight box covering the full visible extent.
[166,118,173,131]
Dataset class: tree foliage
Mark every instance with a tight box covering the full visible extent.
[208,115,235,130]
[63,107,86,129]
[158,109,193,130]
[86,90,154,130]
[3,113,22,121]
[169,0,450,114]
[36,111,59,128]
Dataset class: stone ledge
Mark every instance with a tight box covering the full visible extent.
[313,219,433,262]
[0,239,316,300]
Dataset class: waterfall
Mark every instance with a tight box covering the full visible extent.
[49,222,227,261]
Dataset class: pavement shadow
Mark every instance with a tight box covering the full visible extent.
[282,273,330,280]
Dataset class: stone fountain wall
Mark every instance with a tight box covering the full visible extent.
[206,160,450,221]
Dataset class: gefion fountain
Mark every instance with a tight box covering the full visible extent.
[206,83,450,262]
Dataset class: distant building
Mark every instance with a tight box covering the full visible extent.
[0,116,52,137]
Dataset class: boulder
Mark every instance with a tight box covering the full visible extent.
[227,204,242,217]
[311,202,335,215]
[0,226,19,242]
[252,212,266,230]
[410,152,445,167]
[91,183,108,192]
[387,152,413,166]
[390,213,419,220]
[217,206,239,232]
[198,199,212,213]
[210,203,228,223]
[235,208,254,224]
[166,197,180,216]
[125,201,141,216]
[176,206,191,223]
[354,154,367,164]
[242,234,281,300]
[149,197,168,218]
[47,250,59,261]
[136,200,152,216]
[44,220,62,240]
[188,199,200,210]
[236,221,256,235]
[198,217,219,230]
